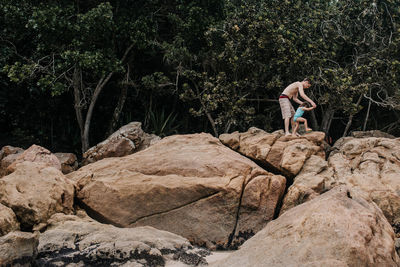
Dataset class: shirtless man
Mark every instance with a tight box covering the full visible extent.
[279,78,317,136]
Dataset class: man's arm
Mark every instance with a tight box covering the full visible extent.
[298,83,317,108]
[292,92,303,105]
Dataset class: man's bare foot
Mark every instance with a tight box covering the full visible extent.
[305,128,313,132]
[285,132,291,136]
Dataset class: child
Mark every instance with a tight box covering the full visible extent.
[292,102,314,136]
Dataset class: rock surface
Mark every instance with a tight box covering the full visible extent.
[69,133,286,249]
[6,144,61,176]
[0,162,75,230]
[219,127,326,177]
[82,121,161,166]
[0,145,24,177]
[0,231,38,266]
[36,212,210,266]
[55,152,78,174]
[0,145,24,160]
[212,186,400,267]
[282,137,400,226]
[350,130,395,139]
[0,203,20,236]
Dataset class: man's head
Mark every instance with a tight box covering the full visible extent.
[302,78,311,88]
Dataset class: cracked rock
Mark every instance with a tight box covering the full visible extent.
[281,136,400,227]
[68,133,286,249]
[211,186,400,267]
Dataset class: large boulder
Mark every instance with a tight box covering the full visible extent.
[350,130,395,139]
[68,133,286,249]
[36,212,210,266]
[212,186,400,267]
[0,145,24,177]
[55,152,78,174]
[0,145,24,160]
[0,203,19,236]
[281,137,400,226]
[5,144,61,176]
[0,162,75,230]
[82,121,161,166]
[0,231,38,266]
[219,128,326,177]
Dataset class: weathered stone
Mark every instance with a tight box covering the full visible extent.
[282,137,400,226]
[69,133,286,249]
[82,122,161,166]
[220,128,325,177]
[0,231,38,266]
[351,130,395,139]
[280,155,335,214]
[36,213,210,266]
[0,145,24,177]
[0,203,19,236]
[55,152,78,174]
[0,145,24,160]
[212,186,400,267]
[0,162,75,230]
[6,144,61,176]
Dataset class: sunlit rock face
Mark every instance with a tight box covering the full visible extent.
[69,133,286,249]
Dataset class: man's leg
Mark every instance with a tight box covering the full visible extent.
[284,117,291,135]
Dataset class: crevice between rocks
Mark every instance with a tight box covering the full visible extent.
[218,141,297,222]
[227,176,247,249]
[75,196,124,227]
[129,191,221,225]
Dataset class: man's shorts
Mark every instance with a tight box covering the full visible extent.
[279,98,295,119]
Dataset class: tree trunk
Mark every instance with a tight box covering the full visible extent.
[320,106,335,134]
[310,109,319,130]
[82,72,114,152]
[79,44,135,153]
[342,94,363,137]
[363,98,372,131]
[106,65,130,137]
[106,84,128,137]
[72,67,86,153]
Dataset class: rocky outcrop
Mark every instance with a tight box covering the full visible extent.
[69,133,286,249]
[0,162,75,230]
[212,186,400,267]
[219,127,326,177]
[0,145,24,161]
[281,137,400,227]
[82,121,161,166]
[0,231,38,266]
[0,203,19,236]
[350,130,395,139]
[55,152,78,174]
[36,212,210,266]
[0,145,24,177]
[5,144,61,176]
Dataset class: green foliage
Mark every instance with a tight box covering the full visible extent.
[1,0,400,152]
[147,108,180,137]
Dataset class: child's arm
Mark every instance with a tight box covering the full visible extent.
[302,107,314,111]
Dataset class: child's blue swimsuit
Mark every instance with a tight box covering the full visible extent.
[294,108,304,122]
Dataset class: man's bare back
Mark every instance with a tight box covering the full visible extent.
[282,81,316,107]
[282,82,302,99]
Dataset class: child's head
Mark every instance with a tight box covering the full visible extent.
[300,102,311,108]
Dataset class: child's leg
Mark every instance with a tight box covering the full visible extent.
[292,121,300,136]
[296,117,312,131]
